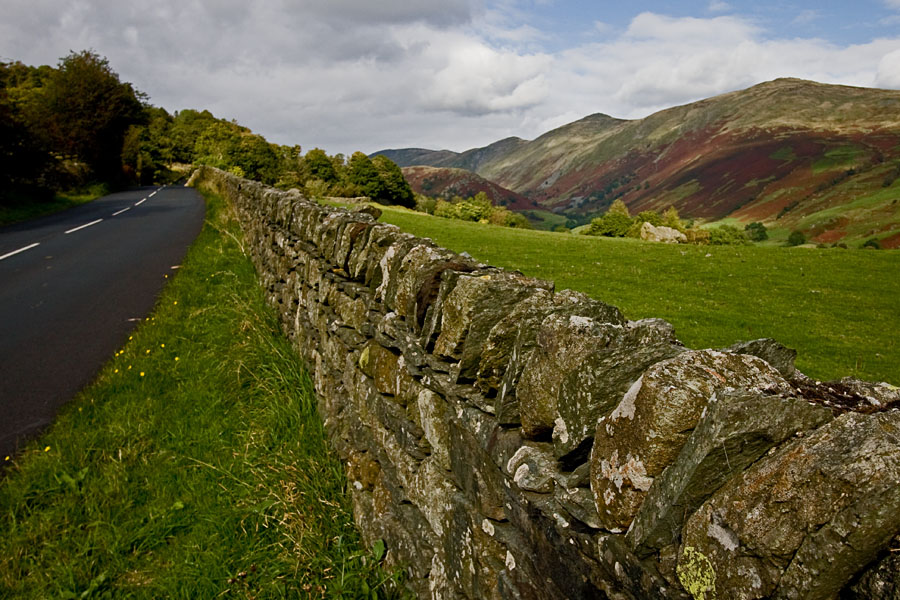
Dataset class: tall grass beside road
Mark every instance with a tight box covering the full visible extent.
[0,190,405,598]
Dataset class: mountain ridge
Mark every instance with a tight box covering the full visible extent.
[374,78,900,245]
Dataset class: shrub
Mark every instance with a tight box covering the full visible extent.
[587,212,633,237]
[708,225,750,245]
[684,228,711,245]
[787,230,807,246]
[414,194,436,214]
[635,210,663,226]
[434,199,457,219]
[745,221,768,242]
[662,206,684,231]
[861,238,882,250]
[505,211,533,229]
[303,178,330,199]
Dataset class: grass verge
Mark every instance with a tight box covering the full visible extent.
[377,205,899,385]
[0,189,406,598]
[0,185,108,227]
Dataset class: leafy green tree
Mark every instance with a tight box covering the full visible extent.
[29,51,145,181]
[193,121,241,169]
[587,213,632,237]
[302,148,338,184]
[662,206,683,230]
[787,230,806,247]
[372,155,414,207]
[608,199,630,217]
[634,210,663,226]
[346,151,386,200]
[231,134,279,184]
[708,225,750,245]
[0,62,54,201]
[745,222,768,242]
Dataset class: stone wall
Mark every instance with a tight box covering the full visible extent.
[190,166,900,600]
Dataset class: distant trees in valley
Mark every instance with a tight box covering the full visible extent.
[416,191,532,229]
[584,200,770,245]
[1,51,413,208]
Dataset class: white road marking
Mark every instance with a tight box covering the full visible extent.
[149,191,157,198]
[112,207,131,216]
[135,198,147,206]
[64,219,103,234]
[0,242,40,261]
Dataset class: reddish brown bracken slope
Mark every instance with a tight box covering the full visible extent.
[401,165,538,210]
[381,79,900,244]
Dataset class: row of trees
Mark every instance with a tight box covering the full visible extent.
[414,191,532,229]
[1,51,413,208]
[586,200,684,237]
[584,200,781,246]
[1,51,145,200]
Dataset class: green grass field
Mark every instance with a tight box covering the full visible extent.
[377,206,899,385]
[0,190,406,598]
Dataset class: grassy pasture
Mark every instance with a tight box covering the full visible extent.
[0,190,405,598]
[377,206,899,385]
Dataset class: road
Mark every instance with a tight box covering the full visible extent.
[0,185,205,460]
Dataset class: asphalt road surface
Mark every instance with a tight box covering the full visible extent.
[0,185,205,460]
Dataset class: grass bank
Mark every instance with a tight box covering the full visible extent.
[0,189,405,598]
[0,185,108,227]
[377,206,899,385]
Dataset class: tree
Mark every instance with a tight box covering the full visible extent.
[302,148,338,184]
[608,199,630,217]
[346,151,386,200]
[372,155,414,207]
[0,62,54,201]
[787,230,806,247]
[232,134,279,184]
[708,225,750,245]
[31,51,145,181]
[745,222,768,242]
[634,210,663,226]
[662,206,683,230]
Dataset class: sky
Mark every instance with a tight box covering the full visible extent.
[2,1,900,156]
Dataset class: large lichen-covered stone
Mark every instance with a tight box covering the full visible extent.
[433,271,551,378]
[626,389,833,556]
[842,535,900,599]
[390,244,477,331]
[518,315,683,457]
[412,388,451,470]
[555,318,685,458]
[358,341,416,401]
[517,313,621,439]
[441,493,507,600]
[678,410,900,600]
[726,338,798,379]
[477,289,624,418]
[591,350,790,532]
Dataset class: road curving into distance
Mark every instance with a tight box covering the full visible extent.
[0,185,205,462]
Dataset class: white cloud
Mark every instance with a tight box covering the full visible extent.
[547,14,900,124]
[1,3,900,155]
[708,1,732,13]
[876,49,900,87]
[793,9,821,25]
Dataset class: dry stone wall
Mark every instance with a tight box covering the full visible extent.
[190,166,900,600]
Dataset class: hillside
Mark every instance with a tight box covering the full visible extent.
[401,165,537,209]
[378,79,900,246]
